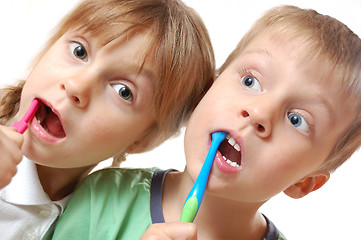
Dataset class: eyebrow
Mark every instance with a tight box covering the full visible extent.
[134,65,157,87]
[242,48,273,58]
[311,93,333,121]
[120,60,156,85]
[140,66,156,84]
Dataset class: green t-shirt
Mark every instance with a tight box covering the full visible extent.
[49,168,286,240]
[51,168,156,240]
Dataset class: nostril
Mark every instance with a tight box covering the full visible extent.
[72,96,80,103]
[241,111,249,118]
[257,124,265,132]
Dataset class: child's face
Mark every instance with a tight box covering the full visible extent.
[184,31,357,203]
[19,29,156,168]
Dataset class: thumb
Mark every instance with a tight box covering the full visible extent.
[1,126,24,149]
[164,222,197,240]
[140,222,197,240]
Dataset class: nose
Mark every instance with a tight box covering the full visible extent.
[60,77,91,108]
[240,101,274,138]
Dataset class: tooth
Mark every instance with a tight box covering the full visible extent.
[223,156,227,160]
[226,134,231,140]
[228,137,236,146]
[231,162,238,167]
[234,144,240,152]
[225,159,240,167]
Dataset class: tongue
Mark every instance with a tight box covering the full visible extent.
[45,111,65,138]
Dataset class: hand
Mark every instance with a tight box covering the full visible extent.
[0,125,24,189]
[140,222,197,240]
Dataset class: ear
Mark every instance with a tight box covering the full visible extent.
[283,173,330,199]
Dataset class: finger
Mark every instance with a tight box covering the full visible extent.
[0,146,22,171]
[141,222,197,240]
[163,222,197,240]
[0,168,17,189]
[0,126,24,149]
[0,128,24,165]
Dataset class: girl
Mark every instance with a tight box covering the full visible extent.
[0,0,215,239]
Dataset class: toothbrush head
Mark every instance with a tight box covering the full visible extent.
[12,99,40,134]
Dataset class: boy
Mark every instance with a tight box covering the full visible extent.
[51,5,361,239]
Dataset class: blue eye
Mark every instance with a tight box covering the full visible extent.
[242,75,261,91]
[111,83,133,102]
[70,42,88,61]
[288,112,309,133]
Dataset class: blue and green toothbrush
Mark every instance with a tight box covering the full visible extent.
[180,131,227,222]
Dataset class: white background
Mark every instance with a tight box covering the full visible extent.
[1,0,360,239]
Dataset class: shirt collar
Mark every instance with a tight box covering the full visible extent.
[0,157,70,211]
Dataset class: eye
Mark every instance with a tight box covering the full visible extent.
[287,112,310,133]
[111,83,133,102]
[70,42,88,61]
[242,75,261,91]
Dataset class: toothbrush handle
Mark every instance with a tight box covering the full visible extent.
[179,145,218,222]
[180,131,227,222]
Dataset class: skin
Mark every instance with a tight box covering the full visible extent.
[1,29,157,200]
[143,31,357,239]
[0,127,23,188]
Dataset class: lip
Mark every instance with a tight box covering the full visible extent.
[29,99,66,143]
[212,131,243,174]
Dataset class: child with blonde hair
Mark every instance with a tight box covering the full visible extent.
[52,5,361,239]
[0,0,215,239]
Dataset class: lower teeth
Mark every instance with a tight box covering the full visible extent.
[223,156,240,167]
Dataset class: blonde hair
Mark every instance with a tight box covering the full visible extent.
[218,5,361,173]
[0,0,215,161]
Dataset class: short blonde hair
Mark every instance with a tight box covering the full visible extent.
[218,5,361,173]
[0,0,215,157]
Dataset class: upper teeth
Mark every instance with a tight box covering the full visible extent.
[226,134,240,152]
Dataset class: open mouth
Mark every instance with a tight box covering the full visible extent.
[217,134,242,168]
[35,101,66,138]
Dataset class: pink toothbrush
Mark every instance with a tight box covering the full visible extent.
[12,99,40,134]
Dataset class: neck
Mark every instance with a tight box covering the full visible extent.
[36,164,94,201]
[162,171,268,240]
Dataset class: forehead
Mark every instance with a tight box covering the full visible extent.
[242,28,352,89]
[103,30,156,80]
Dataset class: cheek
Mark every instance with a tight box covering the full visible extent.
[254,144,305,179]
[267,146,322,187]
[23,67,56,95]
[84,112,154,150]
[79,124,132,160]
[83,115,126,144]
